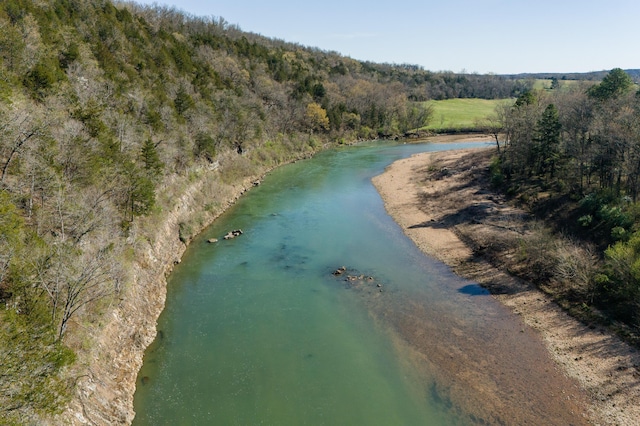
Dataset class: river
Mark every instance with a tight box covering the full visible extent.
[132,140,587,425]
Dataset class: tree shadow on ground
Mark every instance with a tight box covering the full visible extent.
[409,203,495,230]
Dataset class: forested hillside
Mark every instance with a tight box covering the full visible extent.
[491,68,640,336]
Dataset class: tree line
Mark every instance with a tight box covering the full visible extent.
[492,68,640,330]
[359,63,533,101]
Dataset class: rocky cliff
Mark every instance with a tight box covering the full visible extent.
[56,165,264,425]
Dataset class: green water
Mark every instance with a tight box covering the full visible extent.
[132,141,494,425]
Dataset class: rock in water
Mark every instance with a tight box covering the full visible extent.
[332,266,347,276]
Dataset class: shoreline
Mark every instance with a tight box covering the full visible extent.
[59,173,260,425]
[372,144,640,425]
[57,150,315,425]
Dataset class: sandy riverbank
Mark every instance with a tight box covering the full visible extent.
[372,141,640,425]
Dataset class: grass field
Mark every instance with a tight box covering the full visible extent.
[532,79,554,90]
[532,79,582,91]
[424,98,511,132]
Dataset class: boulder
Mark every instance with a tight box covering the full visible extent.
[223,229,244,240]
[332,266,347,276]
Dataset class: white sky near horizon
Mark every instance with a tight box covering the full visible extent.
[132,0,638,75]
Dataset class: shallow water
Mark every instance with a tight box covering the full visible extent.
[132,141,588,425]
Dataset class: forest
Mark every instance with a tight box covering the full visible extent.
[0,0,636,423]
[491,68,640,338]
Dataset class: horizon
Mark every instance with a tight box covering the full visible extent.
[130,0,638,75]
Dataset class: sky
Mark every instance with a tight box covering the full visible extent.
[131,0,638,75]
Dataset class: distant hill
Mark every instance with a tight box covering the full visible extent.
[502,69,640,83]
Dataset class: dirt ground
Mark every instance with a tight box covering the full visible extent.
[372,139,640,425]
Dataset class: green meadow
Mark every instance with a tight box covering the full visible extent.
[532,79,555,90]
[532,79,582,91]
[424,98,510,132]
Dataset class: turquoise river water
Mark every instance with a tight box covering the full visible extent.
[132,141,589,425]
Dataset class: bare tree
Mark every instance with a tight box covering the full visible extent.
[33,243,122,341]
[0,104,54,186]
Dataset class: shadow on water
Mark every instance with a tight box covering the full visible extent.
[457,284,490,296]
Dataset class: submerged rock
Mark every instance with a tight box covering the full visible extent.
[329,266,385,295]
[332,266,347,276]
[223,229,244,240]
